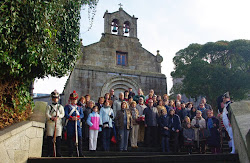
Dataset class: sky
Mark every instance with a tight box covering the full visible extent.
[33,0,250,95]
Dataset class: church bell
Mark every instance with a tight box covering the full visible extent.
[112,25,118,32]
[124,26,129,33]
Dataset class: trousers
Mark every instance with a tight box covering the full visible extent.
[130,124,139,147]
[89,129,98,150]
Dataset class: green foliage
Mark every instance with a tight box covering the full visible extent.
[171,40,250,108]
[0,0,98,128]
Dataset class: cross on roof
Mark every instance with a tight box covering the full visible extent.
[118,3,123,8]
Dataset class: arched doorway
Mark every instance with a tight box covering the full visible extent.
[101,76,140,97]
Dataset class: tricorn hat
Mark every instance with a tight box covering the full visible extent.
[70,90,78,100]
[51,90,60,98]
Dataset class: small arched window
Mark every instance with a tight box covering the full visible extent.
[111,19,119,35]
[123,21,130,37]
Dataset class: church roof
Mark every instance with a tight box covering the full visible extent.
[103,7,138,19]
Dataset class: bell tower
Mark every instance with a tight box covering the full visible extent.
[103,5,138,38]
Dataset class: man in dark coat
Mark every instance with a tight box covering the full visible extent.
[159,110,170,152]
[168,109,181,153]
[143,99,158,147]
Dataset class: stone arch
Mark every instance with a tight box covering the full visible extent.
[123,21,130,36]
[101,76,140,97]
[111,19,119,34]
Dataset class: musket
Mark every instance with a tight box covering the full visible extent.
[53,106,58,157]
[75,112,79,157]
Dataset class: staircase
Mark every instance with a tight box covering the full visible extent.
[28,135,239,163]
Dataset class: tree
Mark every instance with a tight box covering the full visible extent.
[0,0,98,128]
[171,40,250,108]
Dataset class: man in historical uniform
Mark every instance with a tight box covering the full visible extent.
[64,90,84,157]
[45,90,65,157]
[221,92,235,154]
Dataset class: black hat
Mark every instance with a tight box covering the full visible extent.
[51,90,59,98]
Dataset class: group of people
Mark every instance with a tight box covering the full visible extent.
[45,88,234,157]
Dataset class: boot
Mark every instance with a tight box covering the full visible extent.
[68,136,74,157]
[56,137,62,157]
[47,136,53,157]
[78,137,84,157]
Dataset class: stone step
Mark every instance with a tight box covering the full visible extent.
[29,153,239,163]
[41,136,233,157]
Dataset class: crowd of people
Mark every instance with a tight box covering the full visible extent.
[45,88,234,157]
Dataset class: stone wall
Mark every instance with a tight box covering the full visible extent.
[0,121,45,163]
[231,100,250,163]
[78,33,162,74]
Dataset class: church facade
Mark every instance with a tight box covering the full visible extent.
[63,7,167,104]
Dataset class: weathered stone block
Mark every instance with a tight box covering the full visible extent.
[10,121,32,136]
[14,150,28,163]
[21,135,30,150]
[0,143,10,163]
[4,133,21,150]
[29,137,43,157]
[26,127,37,139]
[36,128,44,138]
[30,101,47,123]
[7,149,14,160]
[0,131,11,143]
[32,121,45,129]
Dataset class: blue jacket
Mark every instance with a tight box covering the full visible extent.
[99,106,114,128]
[159,114,170,136]
[177,109,190,122]
[64,104,84,136]
[167,114,181,131]
[165,105,170,113]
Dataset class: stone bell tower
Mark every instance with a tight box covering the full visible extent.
[103,6,137,37]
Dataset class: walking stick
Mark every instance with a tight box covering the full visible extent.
[53,107,58,157]
[75,115,79,157]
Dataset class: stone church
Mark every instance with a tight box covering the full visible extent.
[63,7,167,104]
